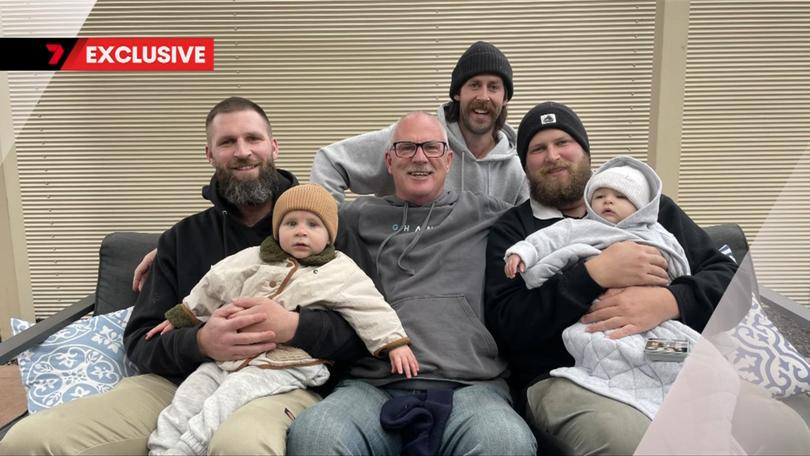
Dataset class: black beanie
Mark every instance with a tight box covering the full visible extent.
[449,41,513,101]
[517,101,590,170]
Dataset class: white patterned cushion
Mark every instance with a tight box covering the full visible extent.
[729,296,810,399]
[10,307,139,413]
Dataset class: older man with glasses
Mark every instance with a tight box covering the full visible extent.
[286,111,536,456]
[311,41,528,206]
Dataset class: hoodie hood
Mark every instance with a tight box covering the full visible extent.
[439,102,516,163]
[584,156,661,229]
[381,190,459,208]
[437,103,528,205]
[201,168,298,252]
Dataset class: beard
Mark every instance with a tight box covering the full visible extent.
[529,156,592,208]
[215,158,280,207]
[460,98,501,135]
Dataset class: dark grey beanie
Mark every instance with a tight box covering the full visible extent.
[449,41,513,100]
[517,101,590,169]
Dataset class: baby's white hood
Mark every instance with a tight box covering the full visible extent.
[584,155,662,228]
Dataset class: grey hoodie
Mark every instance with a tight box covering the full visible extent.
[506,155,691,289]
[310,103,529,205]
[336,191,511,388]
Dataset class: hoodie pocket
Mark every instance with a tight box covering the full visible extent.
[389,295,505,381]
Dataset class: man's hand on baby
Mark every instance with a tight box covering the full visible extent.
[389,345,419,379]
[231,297,299,344]
[581,286,679,339]
[144,319,174,340]
[197,303,278,361]
[585,241,669,288]
[504,254,525,279]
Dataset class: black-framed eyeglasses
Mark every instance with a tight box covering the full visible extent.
[390,141,448,158]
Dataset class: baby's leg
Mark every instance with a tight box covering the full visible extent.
[179,364,330,454]
[148,362,226,455]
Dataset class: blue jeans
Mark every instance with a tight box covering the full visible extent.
[287,379,536,455]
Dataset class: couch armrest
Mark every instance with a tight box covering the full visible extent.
[0,413,26,440]
[0,295,96,439]
[0,294,95,365]
[760,286,810,323]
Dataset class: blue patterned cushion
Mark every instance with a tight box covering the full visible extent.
[10,307,139,413]
[730,296,810,399]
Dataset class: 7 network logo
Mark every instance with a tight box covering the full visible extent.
[1,37,214,71]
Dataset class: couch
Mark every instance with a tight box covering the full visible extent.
[1,226,807,441]
[0,232,159,437]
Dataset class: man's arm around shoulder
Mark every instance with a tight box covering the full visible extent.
[310,126,396,204]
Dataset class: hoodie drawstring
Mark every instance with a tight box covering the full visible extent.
[374,200,437,279]
[396,201,435,275]
[375,202,409,286]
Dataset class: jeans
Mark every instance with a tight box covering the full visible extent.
[287,379,536,455]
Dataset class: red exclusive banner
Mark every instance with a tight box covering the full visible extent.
[0,37,214,71]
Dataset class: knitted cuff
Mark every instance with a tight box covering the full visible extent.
[165,304,198,328]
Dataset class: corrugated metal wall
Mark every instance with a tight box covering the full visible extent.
[8,0,810,314]
[7,0,657,317]
[679,0,810,306]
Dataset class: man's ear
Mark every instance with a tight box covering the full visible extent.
[444,149,454,171]
[205,145,213,164]
[269,137,280,161]
[453,94,460,101]
[384,151,394,175]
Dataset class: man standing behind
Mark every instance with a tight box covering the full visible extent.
[0,97,366,455]
[484,102,737,455]
[288,112,536,455]
[311,41,528,205]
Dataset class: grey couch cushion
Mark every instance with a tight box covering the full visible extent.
[93,232,160,316]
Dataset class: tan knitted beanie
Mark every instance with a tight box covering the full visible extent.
[272,184,338,244]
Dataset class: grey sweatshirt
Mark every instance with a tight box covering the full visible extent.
[335,191,511,387]
[310,103,529,205]
[506,155,691,289]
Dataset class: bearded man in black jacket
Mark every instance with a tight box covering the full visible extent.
[0,97,367,456]
[484,102,737,455]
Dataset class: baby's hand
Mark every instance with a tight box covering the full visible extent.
[389,345,419,379]
[504,254,525,279]
[145,319,175,340]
